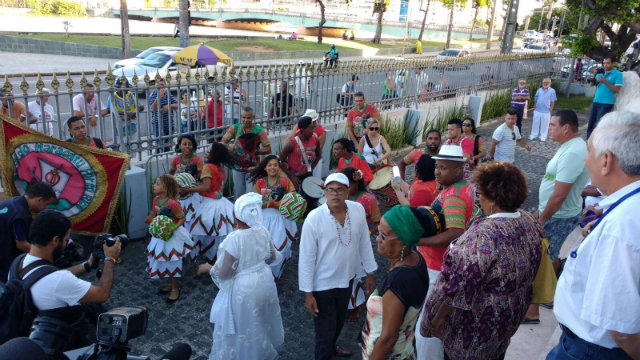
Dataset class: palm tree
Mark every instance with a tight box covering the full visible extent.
[120,0,131,58]
[178,0,190,48]
[372,0,388,44]
[469,0,489,41]
[486,0,497,49]
[315,0,326,44]
[445,0,455,48]
[418,0,433,42]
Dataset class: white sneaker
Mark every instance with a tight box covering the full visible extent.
[529,137,536,141]
[540,138,546,142]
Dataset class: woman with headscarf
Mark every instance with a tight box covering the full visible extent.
[361,205,443,359]
[197,192,285,360]
[420,162,541,360]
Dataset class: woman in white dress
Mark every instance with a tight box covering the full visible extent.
[357,118,391,170]
[197,193,284,360]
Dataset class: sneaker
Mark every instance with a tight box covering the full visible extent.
[540,138,546,142]
[529,137,536,141]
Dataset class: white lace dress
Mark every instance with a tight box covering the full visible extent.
[208,225,284,360]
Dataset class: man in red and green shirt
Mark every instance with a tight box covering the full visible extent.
[221,106,271,200]
[346,92,382,146]
[66,116,105,149]
[399,129,441,180]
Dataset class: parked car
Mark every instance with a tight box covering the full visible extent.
[113,46,182,69]
[435,48,471,60]
[516,44,550,53]
[112,50,229,97]
[522,37,538,48]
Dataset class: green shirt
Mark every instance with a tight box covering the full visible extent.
[538,137,589,218]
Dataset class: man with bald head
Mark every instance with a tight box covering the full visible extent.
[530,78,557,141]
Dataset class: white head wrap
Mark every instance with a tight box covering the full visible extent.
[234,192,263,228]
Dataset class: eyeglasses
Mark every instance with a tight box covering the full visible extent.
[377,232,397,241]
[462,123,472,127]
[325,187,347,195]
[511,132,516,140]
[369,127,380,131]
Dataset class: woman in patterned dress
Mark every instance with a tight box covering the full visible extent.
[181,142,236,263]
[145,174,194,302]
[170,134,204,177]
[420,162,541,360]
[249,155,297,280]
[341,166,382,321]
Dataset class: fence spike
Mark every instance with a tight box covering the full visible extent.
[194,69,201,83]
[19,75,28,96]
[132,68,139,89]
[51,73,60,94]
[174,68,181,84]
[154,71,162,85]
[2,74,13,96]
[35,73,44,94]
[93,70,101,91]
[105,66,115,89]
[165,70,172,85]
[185,68,191,84]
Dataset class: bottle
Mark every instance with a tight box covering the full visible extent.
[392,166,401,184]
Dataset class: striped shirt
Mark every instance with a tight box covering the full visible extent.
[511,87,530,109]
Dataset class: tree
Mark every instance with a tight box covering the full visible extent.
[469,0,489,41]
[445,0,455,47]
[418,0,433,42]
[313,0,327,44]
[565,0,639,60]
[120,0,131,59]
[486,0,497,49]
[178,0,189,48]
[372,0,389,44]
[523,6,578,36]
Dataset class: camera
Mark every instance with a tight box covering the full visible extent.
[91,234,128,279]
[587,67,605,86]
[28,306,155,360]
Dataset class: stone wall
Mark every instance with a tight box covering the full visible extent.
[0,34,141,59]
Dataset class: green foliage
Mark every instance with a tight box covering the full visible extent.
[27,0,87,16]
[380,117,406,150]
[522,7,578,36]
[403,111,421,146]
[474,19,490,29]
[425,101,466,136]
[481,89,511,123]
[569,35,599,58]
[110,187,132,236]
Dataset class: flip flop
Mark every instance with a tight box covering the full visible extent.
[521,318,540,325]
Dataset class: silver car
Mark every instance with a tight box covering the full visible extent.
[113,46,183,69]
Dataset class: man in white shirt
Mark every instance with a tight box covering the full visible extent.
[489,108,531,163]
[547,111,640,360]
[72,83,109,138]
[27,88,56,137]
[19,210,121,311]
[299,172,378,359]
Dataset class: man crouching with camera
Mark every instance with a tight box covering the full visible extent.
[21,210,121,347]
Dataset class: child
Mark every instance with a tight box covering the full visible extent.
[249,155,297,280]
[170,134,204,177]
[341,166,382,322]
[174,172,201,232]
[181,142,236,263]
[146,174,194,302]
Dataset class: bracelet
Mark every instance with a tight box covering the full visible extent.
[104,257,117,264]
[83,261,92,273]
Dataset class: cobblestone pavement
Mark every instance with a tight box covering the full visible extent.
[93,111,589,360]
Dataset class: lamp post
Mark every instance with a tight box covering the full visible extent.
[500,0,519,54]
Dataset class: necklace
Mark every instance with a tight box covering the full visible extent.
[331,206,352,247]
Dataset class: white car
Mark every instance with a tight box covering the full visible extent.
[112,49,228,89]
[513,44,550,54]
[113,46,183,69]
[435,48,471,61]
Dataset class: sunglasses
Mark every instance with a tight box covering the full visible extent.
[369,127,380,131]
[462,123,473,127]
[511,132,516,140]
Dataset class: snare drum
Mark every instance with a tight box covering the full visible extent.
[301,176,324,199]
[368,166,398,208]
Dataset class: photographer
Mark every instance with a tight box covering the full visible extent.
[586,56,623,139]
[21,211,121,346]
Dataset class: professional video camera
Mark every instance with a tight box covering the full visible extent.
[26,306,192,360]
[587,67,606,86]
[91,234,128,278]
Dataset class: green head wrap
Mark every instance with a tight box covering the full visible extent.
[383,205,424,247]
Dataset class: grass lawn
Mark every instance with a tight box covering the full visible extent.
[555,94,592,113]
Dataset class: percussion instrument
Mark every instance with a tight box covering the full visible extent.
[279,192,307,221]
[368,166,398,208]
[301,176,324,199]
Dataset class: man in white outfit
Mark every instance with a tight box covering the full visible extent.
[530,78,557,141]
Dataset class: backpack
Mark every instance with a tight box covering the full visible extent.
[0,254,59,344]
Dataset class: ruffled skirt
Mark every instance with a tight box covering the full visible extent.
[146,226,194,278]
[189,196,235,262]
[262,208,296,280]
[179,193,201,232]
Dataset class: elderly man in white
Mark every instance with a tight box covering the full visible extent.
[546,111,640,360]
[27,88,56,136]
[299,172,378,360]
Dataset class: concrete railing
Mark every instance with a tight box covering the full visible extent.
[0,34,142,59]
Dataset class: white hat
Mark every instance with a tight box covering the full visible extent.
[324,173,349,187]
[298,60,305,65]
[303,109,319,122]
[432,145,466,162]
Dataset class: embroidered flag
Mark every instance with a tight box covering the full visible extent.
[0,114,130,235]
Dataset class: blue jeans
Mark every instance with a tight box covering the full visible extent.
[547,333,632,360]
[544,215,580,261]
[586,102,614,139]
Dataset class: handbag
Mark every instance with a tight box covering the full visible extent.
[524,212,557,304]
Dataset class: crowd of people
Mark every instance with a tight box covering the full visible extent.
[1,59,639,360]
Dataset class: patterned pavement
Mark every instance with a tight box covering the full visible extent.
[91,112,589,360]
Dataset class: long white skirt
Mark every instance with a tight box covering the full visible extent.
[262,208,296,280]
[146,226,194,278]
[209,263,284,360]
[179,193,201,232]
[189,196,235,262]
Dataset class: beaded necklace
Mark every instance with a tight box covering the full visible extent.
[331,205,352,247]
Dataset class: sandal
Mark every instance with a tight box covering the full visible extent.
[166,288,180,303]
[521,317,540,325]
[158,285,172,294]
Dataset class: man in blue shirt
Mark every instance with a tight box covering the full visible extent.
[586,56,623,139]
[531,78,557,141]
[148,79,179,153]
[511,79,531,134]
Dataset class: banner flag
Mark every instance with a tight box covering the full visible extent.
[0,114,130,235]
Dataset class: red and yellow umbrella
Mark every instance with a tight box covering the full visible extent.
[172,43,233,67]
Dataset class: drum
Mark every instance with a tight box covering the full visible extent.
[301,176,324,199]
[279,192,307,221]
[318,196,327,205]
[368,166,398,208]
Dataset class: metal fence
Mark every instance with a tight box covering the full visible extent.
[1,52,568,160]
